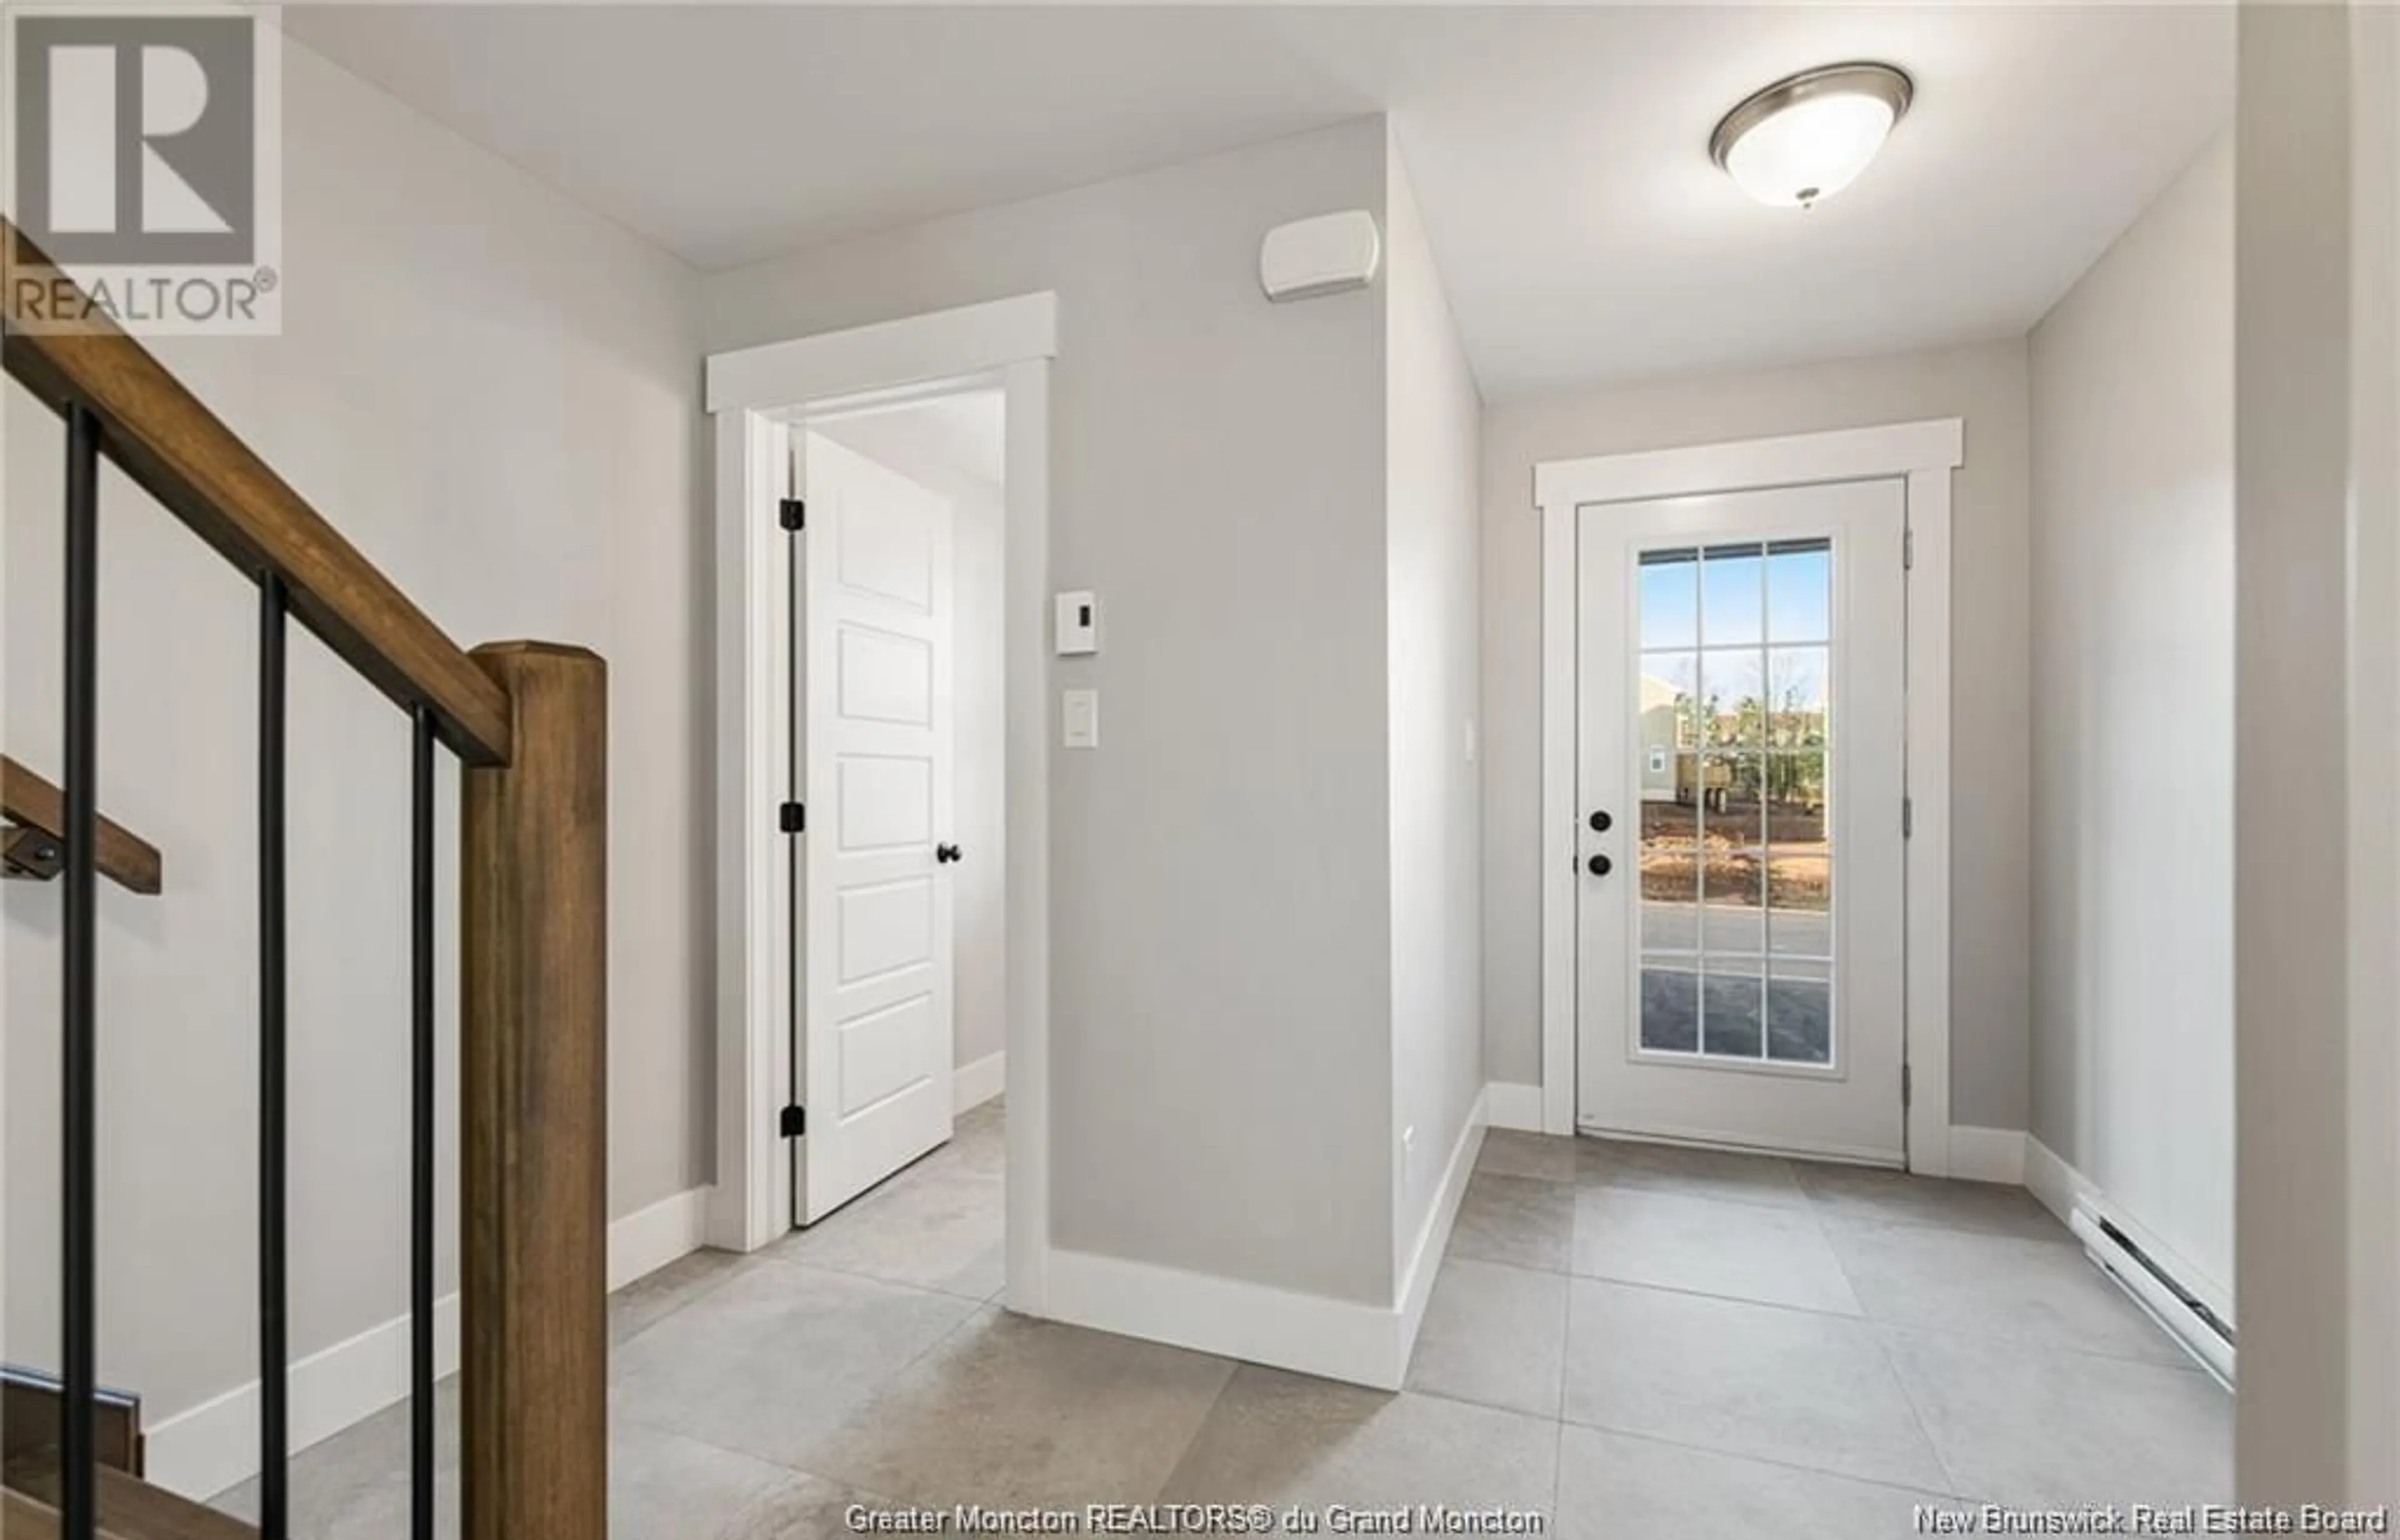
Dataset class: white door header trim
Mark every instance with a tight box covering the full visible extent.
[708,292,1059,414]
[1534,418,1962,512]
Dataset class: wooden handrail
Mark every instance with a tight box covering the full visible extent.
[1,756,162,895]
[1,222,512,766]
[7,230,608,1539]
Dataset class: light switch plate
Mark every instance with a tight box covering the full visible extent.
[1062,688,1099,749]
[1055,591,1099,655]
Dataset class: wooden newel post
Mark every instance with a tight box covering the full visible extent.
[459,641,608,1540]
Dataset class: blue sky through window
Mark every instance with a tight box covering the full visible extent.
[1639,541,1831,653]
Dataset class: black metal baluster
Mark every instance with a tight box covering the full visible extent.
[61,402,101,1540]
[259,572,289,1540]
[409,706,435,1540]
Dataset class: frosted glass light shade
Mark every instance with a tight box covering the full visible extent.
[1711,63,1914,209]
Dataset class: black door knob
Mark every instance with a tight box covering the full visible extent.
[936,843,962,864]
[1589,810,1613,833]
[1587,854,1612,878]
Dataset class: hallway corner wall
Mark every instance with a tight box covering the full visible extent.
[2027,128,2234,1302]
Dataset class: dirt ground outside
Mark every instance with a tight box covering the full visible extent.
[1639,792,1829,911]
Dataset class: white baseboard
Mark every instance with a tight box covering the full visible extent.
[608,1185,712,1292]
[954,1049,1006,1114]
[1394,1090,1487,1375]
[145,1292,462,1502]
[146,1186,711,1503]
[1043,1246,1403,1389]
[1483,1081,1545,1133]
[1946,1125,2028,1185]
[1042,1091,1488,1392]
[2022,1134,2088,1232]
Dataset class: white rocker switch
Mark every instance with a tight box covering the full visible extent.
[1062,688,1099,749]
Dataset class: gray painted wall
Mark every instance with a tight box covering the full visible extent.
[705,119,1404,1304]
[2,40,706,1422]
[1383,139,1485,1269]
[1479,340,2034,1131]
[2028,132,2234,1296]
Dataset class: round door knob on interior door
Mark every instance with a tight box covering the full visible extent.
[1587,854,1612,877]
[1589,810,1614,832]
[936,843,962,864]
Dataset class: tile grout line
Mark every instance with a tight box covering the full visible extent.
[610,1166,1006,1493]
[1806,1208,2227,1376]
[1562,1194,2194,1369]
[719,1120,1014,1477]
[1484,1140,2188,1344]
[723,1470,909,1534]
[1548,1417,1566,1521]
[1568,1266,1865,1322]
[1502,1169,1821,1217]
[1786,1172,1870,1316]
[609,1253,764,1352]
[1851,1295,1970,1499]
[1552,1259,1572,1425]
[1549,1385,1956,1499]
[1563,1418,1969,1502]
[1399,1378,1571,1426]
[1559,1165,1961,1498]
[1863,1314,2226,1380]
[611,1288,991,1488]
[758,1247,1004,1306]
[1492,1137,2219,1502]
[1811,1172,2047,1498]
[1799,1189,1976,1494]
[1149,1364,1243,1504]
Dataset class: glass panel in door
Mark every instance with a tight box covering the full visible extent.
[1634,539,1839,1068]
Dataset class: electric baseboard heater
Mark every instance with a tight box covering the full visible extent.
[2069,1199,2234,1387]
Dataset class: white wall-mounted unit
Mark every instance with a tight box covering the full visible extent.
[1054,590,1099,654]
[1260,209,1381,302]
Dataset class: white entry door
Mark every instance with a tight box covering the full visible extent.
[1576,478,1908,1164]
[796,431,956,1223]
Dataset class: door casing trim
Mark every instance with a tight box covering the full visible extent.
[706,294,1057,1312]
[1532,418,1962,1174]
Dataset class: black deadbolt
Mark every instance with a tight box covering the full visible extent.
[1588,809,1613,833]
[936,842,962,864]
[1587,854,1613,878]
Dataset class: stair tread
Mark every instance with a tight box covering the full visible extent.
[4,1454,254,1540]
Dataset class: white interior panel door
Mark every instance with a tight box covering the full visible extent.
[797,431,956,1223]
[1576,478,1908,1164]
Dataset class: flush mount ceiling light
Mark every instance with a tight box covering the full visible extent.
[1710,62,1914,209]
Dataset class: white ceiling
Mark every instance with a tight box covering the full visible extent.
[284,5,2234,401]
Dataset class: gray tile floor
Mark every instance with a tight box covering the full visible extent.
[217,1110,2232,1538]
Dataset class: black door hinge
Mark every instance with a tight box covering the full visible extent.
[780,801,805,834]
[779,1104,806,1138]
[779,497,805,531]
